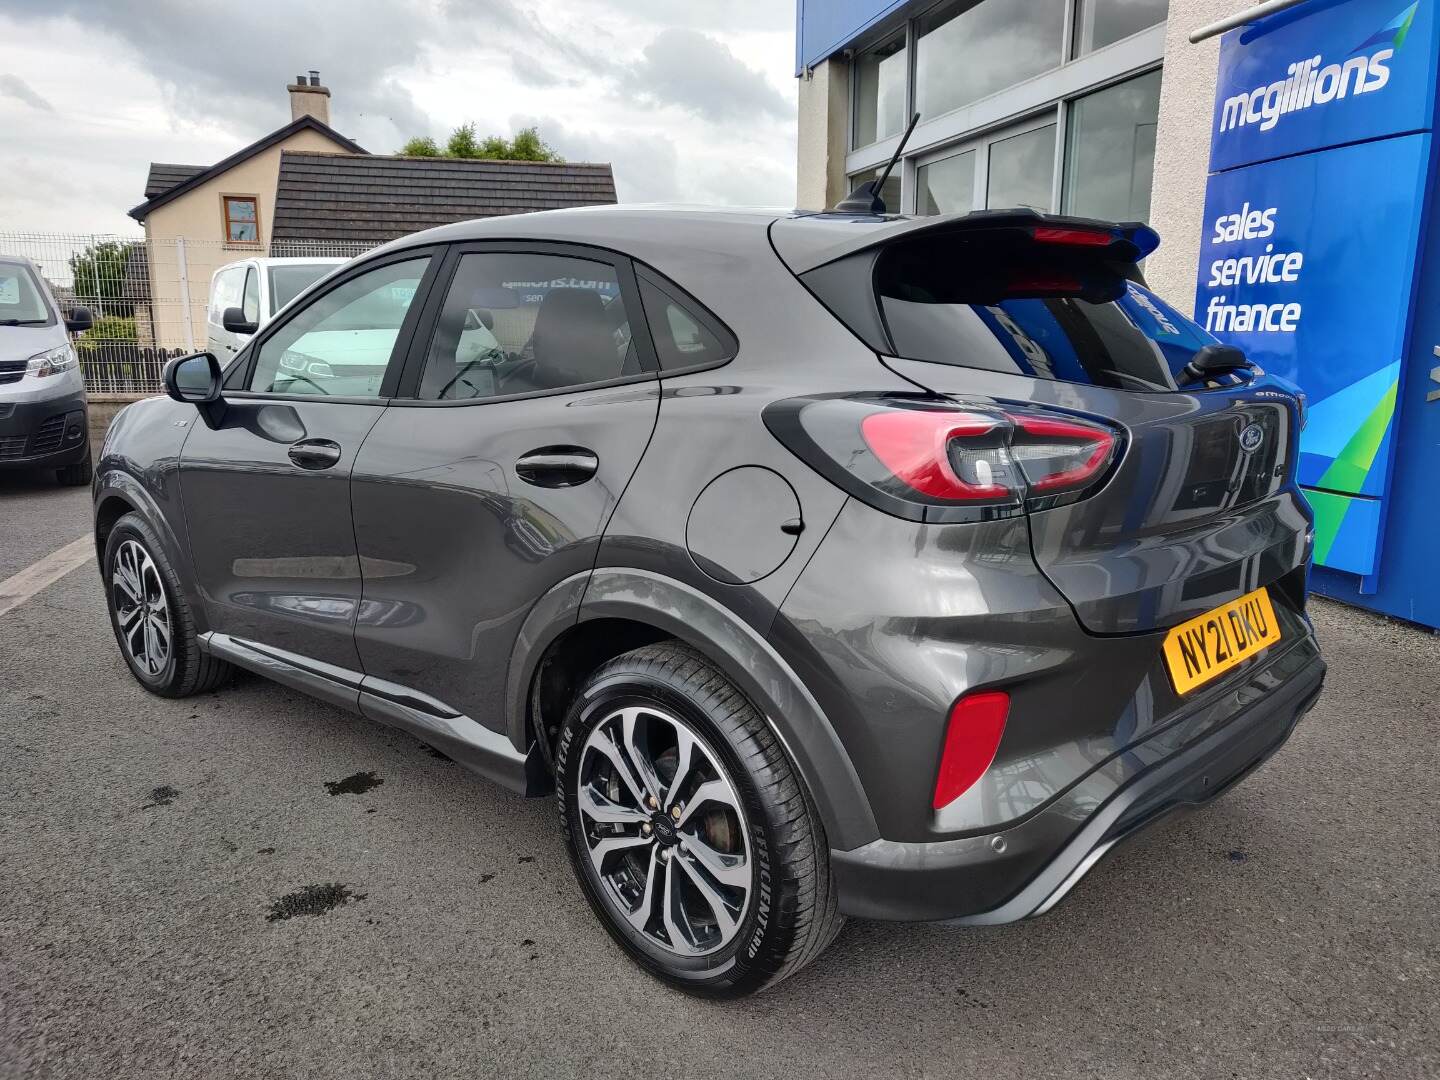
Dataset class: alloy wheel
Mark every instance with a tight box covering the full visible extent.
[575,705,753,957]
[111,539,171,678]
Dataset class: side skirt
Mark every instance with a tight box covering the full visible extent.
[199,632,546,795]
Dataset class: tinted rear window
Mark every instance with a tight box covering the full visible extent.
[817,229,1217,391]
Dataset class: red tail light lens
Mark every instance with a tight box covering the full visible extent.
[764,395,1122,524]
[933,691,1010,809]
[860,410,1012,503]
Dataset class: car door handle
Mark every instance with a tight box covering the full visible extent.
[287,438,342,470]
[515,446,598,487]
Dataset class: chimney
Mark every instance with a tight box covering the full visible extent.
[287,70,330,126]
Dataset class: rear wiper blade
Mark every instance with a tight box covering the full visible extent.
[1177,344,1255,387]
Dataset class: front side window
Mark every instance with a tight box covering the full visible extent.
[853,34,907,149]
[247,257,429,398]
[416,252,638,402]
[1062,70,1162,222]
[917,0,1066,120]
[0,260,53,325]
[209,267,245,322]
[269,263,337,315]
[223,195,259,244]
[241,268,260,323]
[1074,0,1168,56]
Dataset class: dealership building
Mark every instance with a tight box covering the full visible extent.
[794,0,1440,631]
[794,0,1247,304]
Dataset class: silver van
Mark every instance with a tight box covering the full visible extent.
[0,255,93,485]
[205,257,345,362]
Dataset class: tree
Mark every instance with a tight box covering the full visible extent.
[69,239,140,317]
[398,135,441,157]
[396,124,563,162]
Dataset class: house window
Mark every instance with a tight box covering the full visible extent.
[1062,70,1163,221]
[223,196,259,244]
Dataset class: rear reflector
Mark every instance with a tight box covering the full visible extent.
[933,691,1010,810]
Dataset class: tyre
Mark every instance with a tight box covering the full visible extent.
[103,512,231,698]
[56,447,92,487]
[556,642,843,998]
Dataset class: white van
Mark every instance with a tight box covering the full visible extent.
[205,257,346,360]
[0,255,94,484]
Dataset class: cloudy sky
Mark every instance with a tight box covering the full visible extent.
[0,0,799,236]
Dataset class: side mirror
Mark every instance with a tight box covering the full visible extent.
[163,352,228,429]
[64,306,93,333]
[222,306,259,335]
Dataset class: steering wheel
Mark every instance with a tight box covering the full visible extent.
[278,371,330,395]
[498,357,539,392]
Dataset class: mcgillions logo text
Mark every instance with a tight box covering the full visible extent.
[1219,48,1392,133]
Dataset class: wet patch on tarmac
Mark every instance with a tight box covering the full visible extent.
[265,883,366,922]
[324,771,383,796]
[1227,849,1250,862]
[141,785,180,809]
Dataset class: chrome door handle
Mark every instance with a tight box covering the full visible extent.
[287,438,342,470]
[515,446,598,487]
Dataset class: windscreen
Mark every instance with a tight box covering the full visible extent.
[268,263,338,315]
[0,260,53,325]
[872,231,1216,391]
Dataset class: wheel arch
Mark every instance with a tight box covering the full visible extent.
[92,470,209,635]
[507,567,881,851]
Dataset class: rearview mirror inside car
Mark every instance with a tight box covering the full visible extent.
[222,306,258,335]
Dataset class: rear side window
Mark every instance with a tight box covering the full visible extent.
[637,270,736,371]
[812,229,1216,391]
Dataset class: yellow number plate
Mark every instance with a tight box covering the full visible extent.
[1162,587,1282,695]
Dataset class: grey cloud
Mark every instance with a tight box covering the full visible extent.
[509,114,681,203]
[0,73,55,111]
[624,28,789,124]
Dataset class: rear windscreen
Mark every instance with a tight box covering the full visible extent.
[818,230,1217,391]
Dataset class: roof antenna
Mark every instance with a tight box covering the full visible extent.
[832,111,920,215]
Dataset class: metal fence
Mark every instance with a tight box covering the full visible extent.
[2,232,379,395]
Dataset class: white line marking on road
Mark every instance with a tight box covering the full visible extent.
[0,536,94,618]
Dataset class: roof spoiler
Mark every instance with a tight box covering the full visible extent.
[780,207,1161,275]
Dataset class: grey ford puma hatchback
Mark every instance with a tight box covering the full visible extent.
[94,206,1326,997]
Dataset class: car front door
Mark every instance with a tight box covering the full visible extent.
[178,248,439,673]
[349,243,661,732]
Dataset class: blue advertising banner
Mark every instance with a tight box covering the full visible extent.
[1209,0,1437,172]
[1196,0,1440,580]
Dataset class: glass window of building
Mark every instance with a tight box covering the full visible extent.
[917,149,977,215]
[852,34,907,148]
[916,0,1066,120]
[1074,0,1169,56]
[847,167,903,214]
[986,124,1056,212]
[1062,70,1162,222]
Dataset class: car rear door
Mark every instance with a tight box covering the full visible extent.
[779,213,1312,635]
[177,248,441,673]
[349,241,661,733]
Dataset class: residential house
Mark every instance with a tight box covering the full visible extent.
[130,72,616,349]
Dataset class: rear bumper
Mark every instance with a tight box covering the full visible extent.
[830,635,1326,923]
[0,392,89,469]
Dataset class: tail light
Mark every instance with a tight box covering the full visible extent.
[765,394,1120,523]
[933,691,1010,809]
